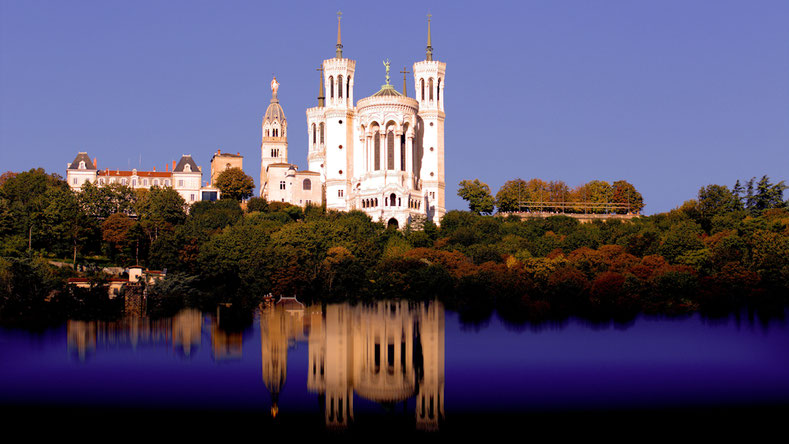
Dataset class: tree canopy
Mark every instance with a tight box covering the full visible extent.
[458,179,495,215]
[215,168,255,201]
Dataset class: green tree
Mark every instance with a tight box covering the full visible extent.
[697,184,738,219]
[458,179,495,215]
[78,181,136,218]
[215,168,255,201]
[495,179,528,213]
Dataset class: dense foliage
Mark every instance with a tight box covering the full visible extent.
[1,168,787,326]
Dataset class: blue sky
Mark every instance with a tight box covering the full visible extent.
[1,0,787,214]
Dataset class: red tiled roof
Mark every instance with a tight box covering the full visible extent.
[98,170,172,178]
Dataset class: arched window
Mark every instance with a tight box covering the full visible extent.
[390,193,397,207]
[338,75,343,98]
[375,198,378,207]
[400,134,406,171]
[429,78,434,101]
[374,131,381,170]
[420,78,425,100]
[265,129,269,137]
[329,76,334,98]
[319,123,325,144]
[346,76,351,98]
[131,179,137,187]
[311,123,316,145]
[153,179,158,186]
[437,78,441,104]
[303,178,311,190]
[78,161,86,169]
[387,131,395,170]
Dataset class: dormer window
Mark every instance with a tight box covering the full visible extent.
[78,161,86,169]
[184,164,191,172]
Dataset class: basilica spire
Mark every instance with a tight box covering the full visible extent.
[425,13,433,61]
[335,11,343,59]
[317,65,325,107]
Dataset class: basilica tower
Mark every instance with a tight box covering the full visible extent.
[413,16,446,224]
[260,76,288,197]
[321,12,357,210]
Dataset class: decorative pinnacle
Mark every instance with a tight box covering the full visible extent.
[317,65,325,107]
[426,13,433,61]
[336,11,343,59]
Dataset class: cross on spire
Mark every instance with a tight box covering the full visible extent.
[400,67,410,97]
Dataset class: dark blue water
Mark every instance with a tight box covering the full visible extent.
[1,301,787,433]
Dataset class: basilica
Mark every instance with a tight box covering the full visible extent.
[260,15,446,228]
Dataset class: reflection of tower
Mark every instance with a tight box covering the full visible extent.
[172,308,202,357]
[259,297,306,418]
[415,301,445,431]
[67,320,97,361]
[323,304,353,428]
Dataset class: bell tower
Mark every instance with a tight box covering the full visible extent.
[413,15,446,224]
[322,11,356,210]
[260,76,288,198]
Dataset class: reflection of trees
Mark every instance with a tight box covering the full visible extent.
[259,299,445,431]
[66,308,203,360]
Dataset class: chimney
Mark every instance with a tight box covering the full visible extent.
[153,166,156,172]
[172,160,176,171]
[165,164,169,172]
[93,157,97,169]
[218,149,221,155]
[237,152,240,156]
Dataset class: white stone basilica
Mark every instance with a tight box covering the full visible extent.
[260,14,446,228]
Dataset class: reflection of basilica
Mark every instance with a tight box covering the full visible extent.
[260,299,445,431]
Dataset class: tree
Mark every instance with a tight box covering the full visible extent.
[102,213,136,260]
[611,180,644,214]
[495,179,528,213]
[78,181,136,218]
[697,184,738,219]
[458,179,495,215]
[215,168,255,201]
[495,179,527,213]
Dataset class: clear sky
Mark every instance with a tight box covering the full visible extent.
[1,0,787,214]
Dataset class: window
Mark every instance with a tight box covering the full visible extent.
[178,180,184,187]
[338,189,344,198]
[329,76,334,98]
[184,164,191,172]
[280,181,286,190]
[190,194,194,201]
[387,131,395,170]
[165,180,170,186]
[319,123,325,144]
[306,200,311,205]
[122,179,127,185]
[420,78,425,100]
[271,149,279,157]
[72,178,77,185]
[303,178,312,190]
[429,78,434,100]
[374,131,381,170]
[143,179,148,186]
[99,179,104,185]
[346,76,351,98]
[78,161,86,169]
[132,179,137,187]
[338,75,343,98]
[153,179,158,186]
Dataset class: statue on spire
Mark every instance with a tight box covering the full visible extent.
[271,76,279,101]
[383,59,391,85]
